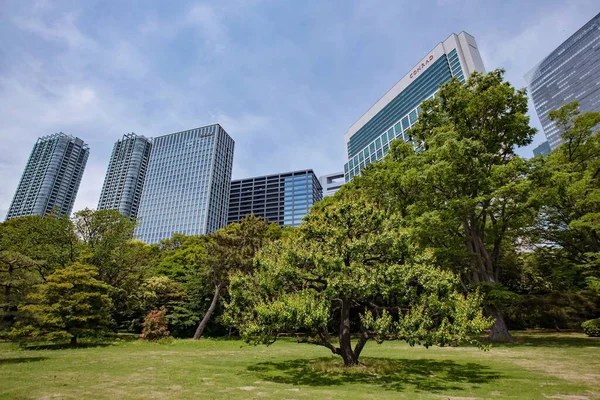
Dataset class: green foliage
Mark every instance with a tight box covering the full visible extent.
[0,214,78,276]
[140,308,170,340]
[73,208,140,285]
[0,215,78,335]
[355,70,539,341]
[225,190,492,365]
[155,215,280,339]
[12,263,113,344]
[72,208,156,330]
[506,291,599,330]
[530,102,600,293]
[581,318,600,337]
[140,276,197,337]
[155,234,210,279]
[0,251,39,333]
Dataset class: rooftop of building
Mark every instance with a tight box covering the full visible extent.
[38,132,89,149]
[155,123,227,139]
[231,169,322,188]
[343,31,475,144]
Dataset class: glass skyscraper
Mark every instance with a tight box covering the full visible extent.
[135,124,234,244]
[98,133,152,218]
[524,12,600,150]
[228,170,322,227]
[6,133,89,220]
[343,32,485,181]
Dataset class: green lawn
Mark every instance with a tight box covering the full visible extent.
[1,331,599,399]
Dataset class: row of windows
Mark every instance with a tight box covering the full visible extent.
[135,127,234,244]
[7,135,88,219]
[344,95,427,181]
[346,55,453,159]
[344,49,466,182]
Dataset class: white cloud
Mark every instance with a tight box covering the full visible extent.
[15,11,95,49]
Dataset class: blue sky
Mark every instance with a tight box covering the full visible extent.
[1,0,599,217]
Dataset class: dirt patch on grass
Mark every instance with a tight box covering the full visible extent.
[510,357,600,385]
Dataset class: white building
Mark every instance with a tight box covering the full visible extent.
[319,172,344,197]
[344,32,485,182]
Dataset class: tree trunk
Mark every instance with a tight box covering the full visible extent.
[193,282,223,340]
[70,336,77,346]
[485,306,513,342]
[338,299,359,366]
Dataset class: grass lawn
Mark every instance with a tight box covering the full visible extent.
[0,331,599,399]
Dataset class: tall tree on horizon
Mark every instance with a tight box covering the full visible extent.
[529,102,600,293]
[357,69,537,342]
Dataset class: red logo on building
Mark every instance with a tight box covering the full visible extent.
[409,55,435,79]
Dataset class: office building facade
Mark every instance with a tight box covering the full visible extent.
[98,133,152,218]
[525,13,600,150]
[6,133,89,220]
[320,172,344,197]
[344,32,485,181]
[135,124,234,244]
[533,141,551,157]
[228,170,322,227]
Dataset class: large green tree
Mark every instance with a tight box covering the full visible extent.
[530,102,600,293]
[72,208,155,329]
[0,251,38,330]
[0,215,78,332]
[191,215,280,339]
[155,216,280,339]
[73,208,138,285]
[0,214,78,279]
[357,70,537,341]
[13,263,113,345]
[224,191,491,366]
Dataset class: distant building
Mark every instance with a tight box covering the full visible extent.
[525,13,600,150]
[320,172,344,197]
[228,170,322,227]
[6,133,89,220]
[344,32,485,182]
[135,124,234,244]
[533,141,551,157]
[98,133,152,218]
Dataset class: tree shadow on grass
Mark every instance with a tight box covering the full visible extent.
[248,357,501,393]
[0,357,48,365]
[19,342,114,351]
[493,333,600,348]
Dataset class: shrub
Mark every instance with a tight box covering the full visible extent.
[140,308,170,340]
[506,291,600,330]
[581,318,600,337]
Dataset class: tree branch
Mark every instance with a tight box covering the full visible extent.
[296,335,340,355]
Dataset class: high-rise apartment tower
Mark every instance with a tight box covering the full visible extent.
[344,32,485,181]
[6,133,89,220]
[228,170,322,227]
[98,133,152,218]
[524,12,600,150]
[135,124,234,244]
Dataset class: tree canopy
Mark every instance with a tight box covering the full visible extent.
[12,263,113,345]
[225,190,491,366]
[355,69,537,341]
